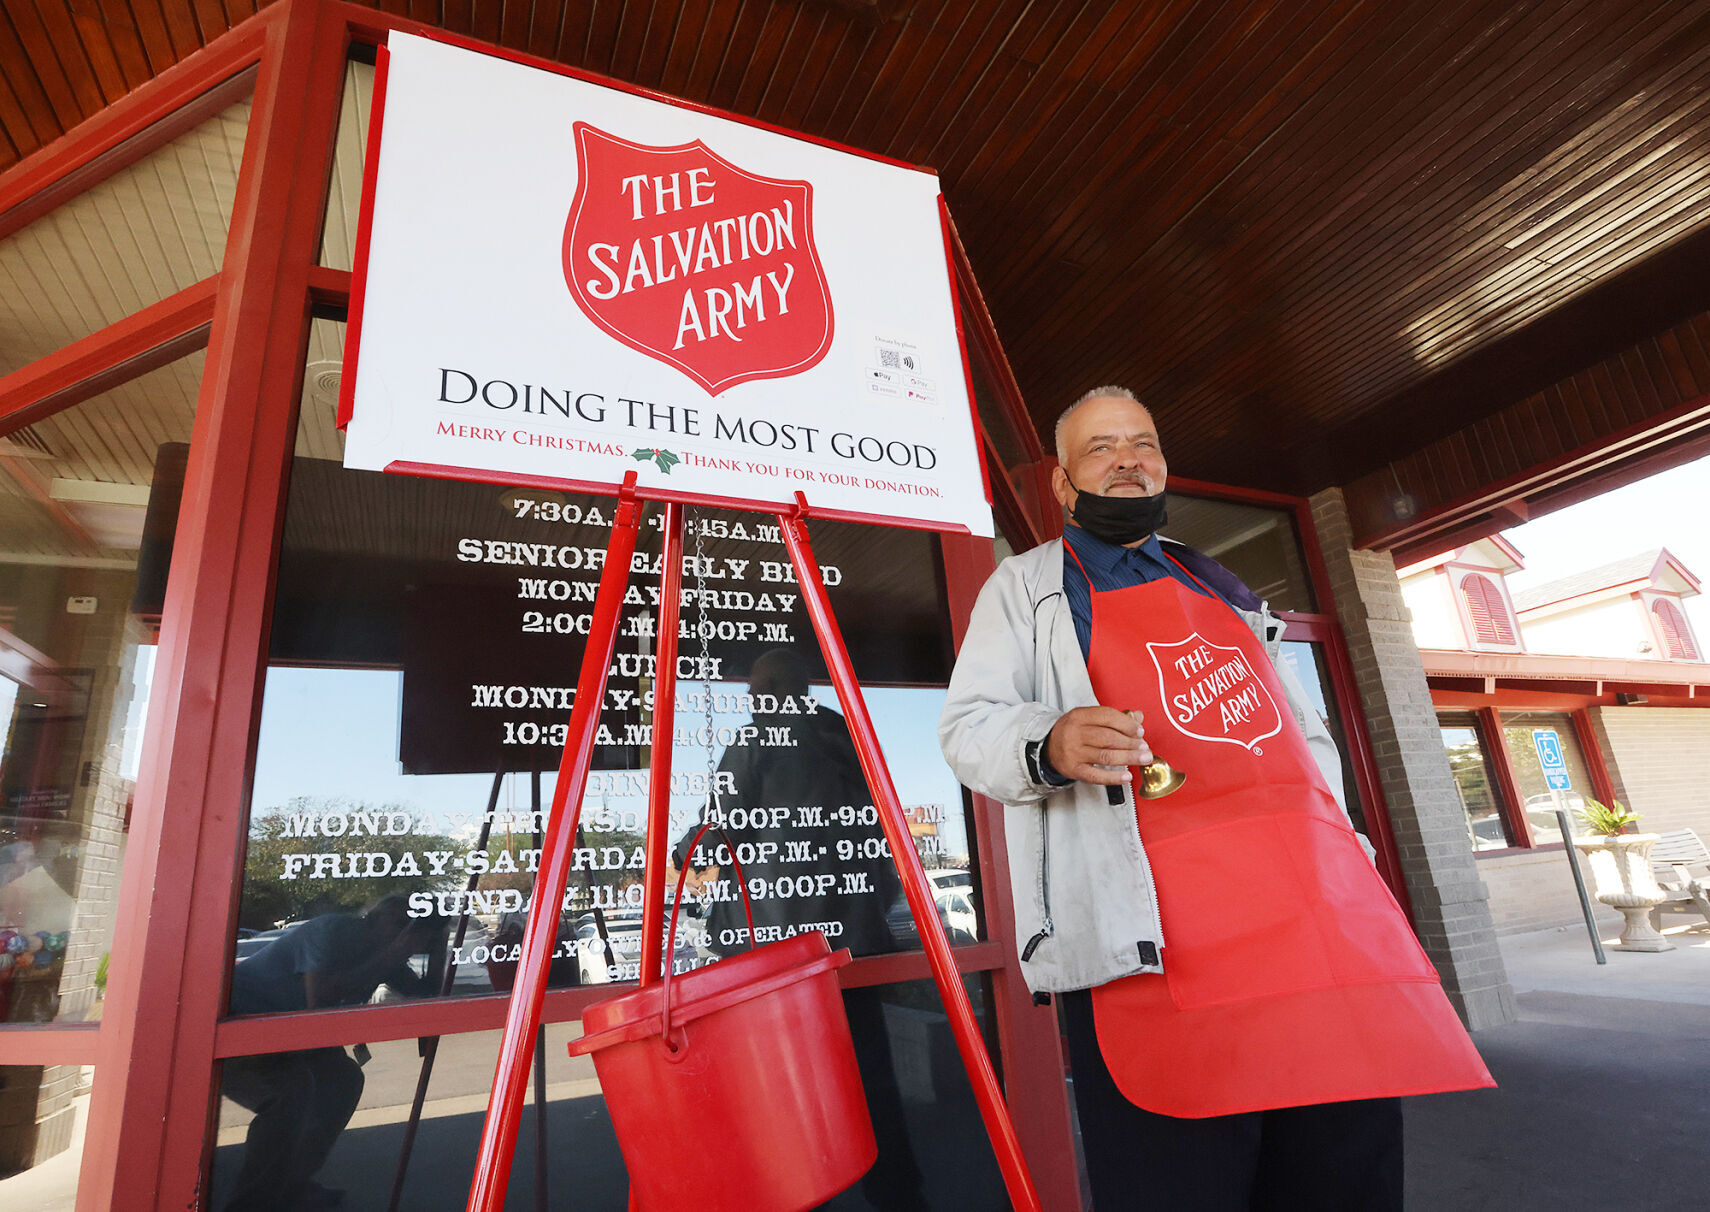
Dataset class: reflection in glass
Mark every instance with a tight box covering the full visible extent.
[671,648,951,964]
[320,60,376,271]
[233,323,975,1002]
[1278,642,1365,833]
[230,898,444,1015]
[967,361,1026,475]
[1438,713,1512,850]
[238,666,974,1002]
[0,1064,90,1192]
[1498,711,1591,846]
[1164,494,1316,612]
[1,353,203,1026]
[210,977,1004,1210]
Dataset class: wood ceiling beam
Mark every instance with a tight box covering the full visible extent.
[1319,221,1710,494]
[0,10,267,228]
[0,448,101,554]
[0,274,217,433]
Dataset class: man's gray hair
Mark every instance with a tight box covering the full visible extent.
[1054,385,1144,461]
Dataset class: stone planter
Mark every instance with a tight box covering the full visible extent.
[1571,833,1674,952]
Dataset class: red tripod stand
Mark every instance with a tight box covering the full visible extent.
[463,475,1041,1211]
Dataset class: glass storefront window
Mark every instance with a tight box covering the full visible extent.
[1164,494,1316,612]
[1,352,204,1024]
[210,977,1004,1210]
[1279,641,1365,834]
[0,101,251,377]
[968,362,1027,475]
[1438,712,1512,850]
[320,60,377,272]
[228,321,980,1009]
[1497,711,1591,846]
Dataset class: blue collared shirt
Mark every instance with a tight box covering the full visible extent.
[1031,526,1241,786]
[1061,524,1233,661]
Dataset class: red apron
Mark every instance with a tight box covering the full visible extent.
[1073,548,1493,1117]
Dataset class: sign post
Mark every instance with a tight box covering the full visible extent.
[1554,808,1608,965]
[339,29,1038,1212]
[1532,729,1607,962]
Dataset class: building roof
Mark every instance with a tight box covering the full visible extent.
[1513,550,1699,613]
[1397,534,1527,580]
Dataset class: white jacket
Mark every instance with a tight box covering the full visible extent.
[937,537,1352,994]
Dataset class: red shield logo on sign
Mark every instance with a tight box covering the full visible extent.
[1146,633,1283,751]
[562,123,834,396]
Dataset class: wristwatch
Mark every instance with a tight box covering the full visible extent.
[1025,736,1071,787]
[1024,737,1048,785]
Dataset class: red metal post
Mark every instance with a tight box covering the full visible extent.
[1480,706,1531,848]
[1571,707,1620,811]
[640,502,686,985]
[76,3,351,1206]
[779,502,1042,1212]
[0,276,217,429]
[467,476,644,1212]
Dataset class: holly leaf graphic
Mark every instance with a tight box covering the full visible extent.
[632,448,657,462]
[652,449,680,474]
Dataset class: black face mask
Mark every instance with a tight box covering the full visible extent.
[1066,478,1168,545]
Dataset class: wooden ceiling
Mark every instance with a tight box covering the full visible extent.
[6,0,1710,498]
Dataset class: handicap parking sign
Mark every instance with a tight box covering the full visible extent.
[1533,729,1571,791]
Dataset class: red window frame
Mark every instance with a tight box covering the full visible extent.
[1427,700,1621,854]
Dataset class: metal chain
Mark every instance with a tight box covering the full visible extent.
[693,511,719,832]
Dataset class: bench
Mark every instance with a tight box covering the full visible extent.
[1647,828,1710,930]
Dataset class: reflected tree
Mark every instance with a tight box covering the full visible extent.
[241,798,463,930]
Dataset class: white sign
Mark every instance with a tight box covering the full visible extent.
[340,33,991,536]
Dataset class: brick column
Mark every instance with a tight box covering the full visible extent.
[1311,488,1516,1029]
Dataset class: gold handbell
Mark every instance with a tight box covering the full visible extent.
[1137,759,1187,799]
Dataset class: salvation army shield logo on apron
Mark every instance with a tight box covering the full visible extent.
[1146,633,1283,751]
[562,123,835,395]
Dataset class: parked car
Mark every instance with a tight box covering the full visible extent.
[573,909,707,985]
[885,881,978,950]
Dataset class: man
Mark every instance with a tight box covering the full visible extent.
[223,896,442,1210]
[939,388,1491,1210]
[674,649,926,1212]
[673,648,899,959]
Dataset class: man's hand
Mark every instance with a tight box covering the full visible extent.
[1045,707,1152,785]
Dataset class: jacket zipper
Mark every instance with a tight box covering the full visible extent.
[1023,801,1053,961]
[1125,783,1164,961]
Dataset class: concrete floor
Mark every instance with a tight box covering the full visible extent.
[1405,920,1710,1211]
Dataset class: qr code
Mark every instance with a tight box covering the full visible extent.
[877,348,902,369]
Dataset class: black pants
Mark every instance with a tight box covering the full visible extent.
[1060,990,1403,1212]
[843,986,929,1212]
[221,1047,364,1211]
